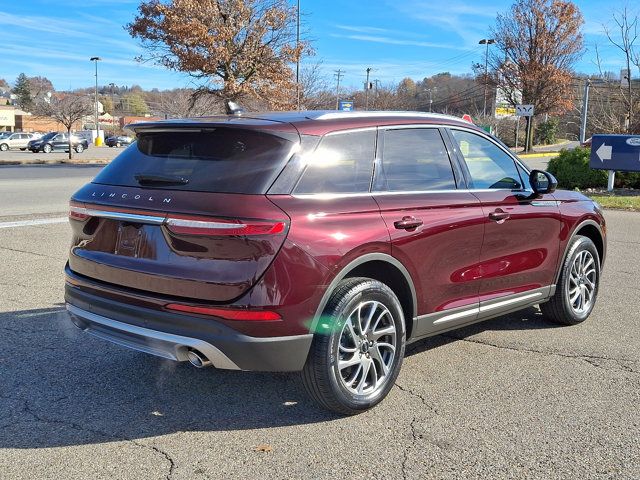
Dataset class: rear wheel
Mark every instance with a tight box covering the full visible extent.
[75,144,84,153]
[302,277,405,415]
[116,142,121,148]
[541,236,600,325]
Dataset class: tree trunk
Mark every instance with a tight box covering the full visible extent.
[67,127,72,161]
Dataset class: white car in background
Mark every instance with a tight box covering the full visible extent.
[0,132,34,151]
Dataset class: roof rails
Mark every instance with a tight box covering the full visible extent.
[308,111,465,123]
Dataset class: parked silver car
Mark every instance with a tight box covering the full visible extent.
[0,132,34,151]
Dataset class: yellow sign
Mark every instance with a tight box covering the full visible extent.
[495,106,516,118]
[0,107,15,127]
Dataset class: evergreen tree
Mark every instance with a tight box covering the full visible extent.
[13,73,33,111]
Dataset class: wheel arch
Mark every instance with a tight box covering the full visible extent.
[310,253,418,339]
[555,219,605,284]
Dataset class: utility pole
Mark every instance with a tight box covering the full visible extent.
[334,69,344,110]
[295,0,301,111]
[579,79,590,145]
[479,39,495,118]
[427,88,436,112]
[90,57,102,146]
[365,67,372,110]
[373,79,380,110]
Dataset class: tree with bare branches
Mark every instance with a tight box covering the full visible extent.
[35,95,93,160]
[127,0,308,110]
[602,7,639,132]
[491,0,584,150]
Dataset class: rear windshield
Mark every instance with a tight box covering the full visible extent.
[92,128,297,194]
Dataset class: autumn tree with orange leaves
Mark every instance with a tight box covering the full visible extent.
[490,0,584,150]
[127,0,307,110]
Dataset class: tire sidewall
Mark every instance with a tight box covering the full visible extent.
[324,282,406,410]
[561,236,600,322]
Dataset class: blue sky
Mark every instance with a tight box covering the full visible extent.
[0,0,634,91]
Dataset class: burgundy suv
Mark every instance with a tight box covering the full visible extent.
[65,111,606,414]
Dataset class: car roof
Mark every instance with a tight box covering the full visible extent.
[126,110,480,137]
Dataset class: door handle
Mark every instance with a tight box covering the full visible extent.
[394,216,423,230]
[488,208,510,223]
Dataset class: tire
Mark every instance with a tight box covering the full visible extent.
[301,277,406,415]
[20,148,26,151]
[541,235,600,325]
[116,142,121,148]
[42,144,52,153]
[0,143,8,151]
[75,144,84,153]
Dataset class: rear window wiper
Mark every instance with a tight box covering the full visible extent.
[134,174,189,186]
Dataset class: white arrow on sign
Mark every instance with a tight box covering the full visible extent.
[596,143,612,162]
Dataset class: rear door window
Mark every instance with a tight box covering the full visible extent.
[92,128,297,194]
[374,128,456,191]
[294,130,375,194]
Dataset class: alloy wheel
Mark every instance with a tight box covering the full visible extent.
[337,300,397,396]
[567,250,597,315]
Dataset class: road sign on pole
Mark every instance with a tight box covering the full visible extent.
[590,135,640,171]
[338,100,354,112]
[515,105,534,116]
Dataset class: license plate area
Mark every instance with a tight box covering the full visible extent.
[115,224,143,257]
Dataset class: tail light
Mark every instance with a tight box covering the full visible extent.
[69,202,90,221]
[165,303,281,321]
[165,215,286,236]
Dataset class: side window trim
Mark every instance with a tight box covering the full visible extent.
[374,126,460,193]
[446,126,526,191]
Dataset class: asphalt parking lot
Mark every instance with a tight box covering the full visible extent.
[0,146,121,165]
[0,166,638,479]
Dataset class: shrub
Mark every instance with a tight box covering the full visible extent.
[547,148,607,189]
[547,147,640,190]
[535,118,559,145]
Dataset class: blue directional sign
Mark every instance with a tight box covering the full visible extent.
[590,134,640,172]
[338,100,354,111]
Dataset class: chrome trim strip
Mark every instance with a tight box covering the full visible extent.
[414,286,552,334]
[433,307,479,325]
[478,291,543,313]
[66,304,240,370]
[165,218,243,229]
[84,209,166,225]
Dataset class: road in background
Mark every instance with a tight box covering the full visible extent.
[0,165,103,219]
[0,168,638,479]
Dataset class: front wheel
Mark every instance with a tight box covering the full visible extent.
[541,235,600,325]
[0,143,8,151]
[75,144,84,153]
[302,277,406,415]
[42,144,52,153]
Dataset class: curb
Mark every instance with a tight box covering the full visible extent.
[517,152,561,159]
[0,160,108,167]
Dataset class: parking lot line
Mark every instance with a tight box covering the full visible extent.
[0,217,68,229]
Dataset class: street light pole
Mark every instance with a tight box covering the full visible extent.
[90,57,102,146]
[479,39,495,118]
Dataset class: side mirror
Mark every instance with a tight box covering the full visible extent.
[529,169,558,195]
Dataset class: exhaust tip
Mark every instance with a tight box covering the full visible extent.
[187,349,212,368]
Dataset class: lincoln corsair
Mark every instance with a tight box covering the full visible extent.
[65,111,606,414]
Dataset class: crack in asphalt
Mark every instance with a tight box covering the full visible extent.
[442,334,639,375]
[19,400,177,479]
[0,245,57,259]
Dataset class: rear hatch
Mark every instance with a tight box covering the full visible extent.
[68,122,298,302]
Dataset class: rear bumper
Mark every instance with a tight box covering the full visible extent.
[65,285,313,372]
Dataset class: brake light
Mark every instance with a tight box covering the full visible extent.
[165,215,286,236]
[165,303,281,321]
[69,203,90,221]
